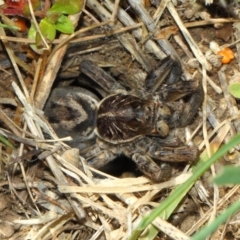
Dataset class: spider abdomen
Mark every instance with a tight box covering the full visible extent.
[44,87,99,149]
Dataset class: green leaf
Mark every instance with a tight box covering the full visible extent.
[213,166,240,185]
[49,0,83,15]
[28,25,41,53]
[23,0,41,15]
[49,3,78,14]
[55,15,74,34]
[46,12,61,24]
[228,83,240,98]
[0,135,14,148]
[138,224,159,240]
[39,18,56,42]
[28,20,56,53]
[28,24,36,40]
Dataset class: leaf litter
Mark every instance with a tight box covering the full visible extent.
[1,0,240,239]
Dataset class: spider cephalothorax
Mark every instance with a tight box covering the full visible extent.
[96,93,171,143]
[44,56,203,181]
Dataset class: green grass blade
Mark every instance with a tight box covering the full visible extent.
[213,166,240,185]
[191,199,240,240]
[0,134,14,148]
[128,134,240,240]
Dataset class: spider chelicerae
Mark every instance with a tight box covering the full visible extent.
[44,56,202,181]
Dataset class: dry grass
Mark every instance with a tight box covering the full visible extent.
[1,0,240,239]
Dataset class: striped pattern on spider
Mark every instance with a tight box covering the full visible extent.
[44,56,203,181]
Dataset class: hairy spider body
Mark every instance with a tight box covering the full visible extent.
[45,56,203,181]
[97,93,171,143]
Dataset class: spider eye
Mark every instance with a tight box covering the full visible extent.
[157,120,169,137]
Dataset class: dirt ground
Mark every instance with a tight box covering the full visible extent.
[1,0,240,239]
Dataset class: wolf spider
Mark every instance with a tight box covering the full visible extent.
[44,56,202,181]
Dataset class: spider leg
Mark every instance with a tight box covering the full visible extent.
[149,145,199,162]
[166,84,203,128]
[145,56,203,128]
[147,140,199,163]
[161,80,200,102]
[80,139,120,169]
[82,141,171,181]
[80,60,125,96]
[145,56,182,93]
[136,137,199,162]
[124,137,198,181]
[132,153,172,181]
[178,85,203,127]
